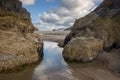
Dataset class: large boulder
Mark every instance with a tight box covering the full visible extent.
[0,0,43,72]
[63,37,103,62]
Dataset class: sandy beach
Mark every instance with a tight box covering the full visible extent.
[36,31,70,42]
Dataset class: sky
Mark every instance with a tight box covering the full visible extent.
[20,0,103,31]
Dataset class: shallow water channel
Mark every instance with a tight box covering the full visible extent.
[32,41,75,80]
[0,41,119,80]
[0,41,75,80]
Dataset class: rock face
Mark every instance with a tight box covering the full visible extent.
[63,0,120,69]
[0,0,34,33]
[0,0,30,19]
[0,0,43,72]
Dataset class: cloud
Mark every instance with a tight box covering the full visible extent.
[36,0,103,31]
[46,0,54,2]
[20,0,35,5]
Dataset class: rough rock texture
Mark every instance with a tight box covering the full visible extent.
[0,0,30,20]
[34,27,39,31]
[0,0,34,33]
[0,0,43,72]
[63,0,120,58]
[63,0,120,74]
[63,37,103,62]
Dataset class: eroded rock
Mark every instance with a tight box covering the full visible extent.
[63,0,120,58]
[0,0,43,72]
[63,37,103,62]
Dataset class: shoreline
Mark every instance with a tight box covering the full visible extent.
[0,40,120,80]
[35,31,70,43]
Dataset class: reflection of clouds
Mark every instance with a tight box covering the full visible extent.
[33,41,75,80]
[43,41,68,71]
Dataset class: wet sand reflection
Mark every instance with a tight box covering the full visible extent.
[33,41,75,80]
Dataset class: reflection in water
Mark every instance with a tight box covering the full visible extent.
[33,41,75,80]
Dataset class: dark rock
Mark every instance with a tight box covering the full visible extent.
[0,0,30,19]
[103,47,111,52]
[34,27,39,31]
[62,34,72,47]
[113,43,120,49]
[64,26,72,31]
[94,0,120,18]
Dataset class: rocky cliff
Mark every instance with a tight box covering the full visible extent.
[0,0,43,72]
[63,0,120,74]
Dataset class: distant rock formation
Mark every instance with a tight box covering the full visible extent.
[64,27,72,31]
[63,0,120,74]
[0,0,43,72]
[34,27,39,31]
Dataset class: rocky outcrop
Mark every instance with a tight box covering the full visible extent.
[64,27,72,31]
[63,0,120,74]
[0,0,34,33]
[0,0,30,20]
[0,0,43,72]
[34,27,39,31]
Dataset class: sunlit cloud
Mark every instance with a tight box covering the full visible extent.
[35,0,103,31]
[20,0,35,5]
[46,0,54,2]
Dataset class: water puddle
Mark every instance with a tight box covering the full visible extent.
[33,41,75,80]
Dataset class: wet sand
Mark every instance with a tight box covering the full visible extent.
[0,61,120,80]
[69,61,120,80]
[0,34,120,80]
[0,66,34,80]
